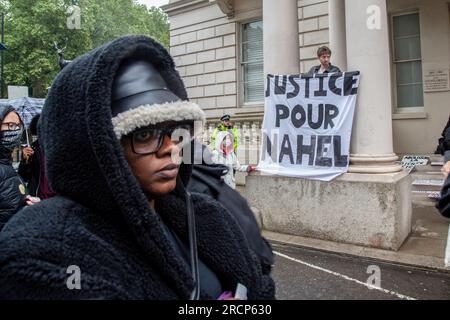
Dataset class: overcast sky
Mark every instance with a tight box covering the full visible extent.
[136,0,170,8]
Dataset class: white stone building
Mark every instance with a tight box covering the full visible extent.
[162,0,450,250]
[163,0,450,156]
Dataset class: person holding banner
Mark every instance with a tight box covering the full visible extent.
[308,46,341,75]
[212,131,253,189]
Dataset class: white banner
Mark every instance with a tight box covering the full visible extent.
[258,72,360,181]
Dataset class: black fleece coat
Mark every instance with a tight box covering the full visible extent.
[18,140,41,197]
[0,105,27,231]
[438,175,450,218]
[188,163,274,271]
[435,116,450,155]
[0,36,275,300]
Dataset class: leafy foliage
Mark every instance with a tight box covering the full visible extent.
[0,0,169,97]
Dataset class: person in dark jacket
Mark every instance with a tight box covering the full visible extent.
[0,105,28,230]
[18,114,56,200]
[308,46,341,75]
[0,35,275,300]
[188,145,274,274]
[435,115,450,155]
[437,123,450,218]
[438,163,450,218]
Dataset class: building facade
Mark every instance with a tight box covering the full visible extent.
[161,0,450,250]
[163,0,450,157]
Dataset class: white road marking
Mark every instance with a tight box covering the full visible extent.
[274,251,417,300]
[445,223,450,268]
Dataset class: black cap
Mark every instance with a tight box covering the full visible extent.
[111,59,181,117]
[220,114,231,121]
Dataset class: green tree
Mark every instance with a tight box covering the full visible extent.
[1,0,169,98]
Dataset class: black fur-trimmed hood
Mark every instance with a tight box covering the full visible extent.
[39,35,207,298]
[41,35,193,214]
[4,35,277,300]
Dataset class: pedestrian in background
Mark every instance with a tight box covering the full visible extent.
[435,115,450,155]
[212,131,253,189]
[0,105,39,231]
[437,121,450,217]
[211,114,240,152]
[18,114,56,200]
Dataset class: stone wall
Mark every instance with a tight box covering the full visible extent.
[168,3,238,120]
[165,0,332,168]
[298,0,330,73]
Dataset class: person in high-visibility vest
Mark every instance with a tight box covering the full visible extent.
[211,114,239,152]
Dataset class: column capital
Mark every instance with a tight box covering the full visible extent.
[209,0,234,18]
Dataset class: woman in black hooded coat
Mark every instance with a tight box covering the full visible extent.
[0,35,275,300]
[0,105,28,230]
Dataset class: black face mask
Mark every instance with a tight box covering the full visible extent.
[0,129,23,151]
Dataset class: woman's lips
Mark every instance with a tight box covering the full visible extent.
[155,164,179,179]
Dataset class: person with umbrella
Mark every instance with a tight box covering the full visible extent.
[0,104,40,231]
[9,97,44,145]
[18,114,55,200]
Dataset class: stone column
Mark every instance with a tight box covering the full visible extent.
[329,0,347,71]
[263,0,300,76]
[345,0,402,173]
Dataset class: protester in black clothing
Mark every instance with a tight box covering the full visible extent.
[438,162,450,218]
[188,145,274,274]
[437,119,450,218]
[0,35,275,300]
[435,115,450,155]
[18,114,56,200]
[0,105,29,230]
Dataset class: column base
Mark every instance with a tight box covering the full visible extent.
[349,153,402,174]
[246,171,412,250]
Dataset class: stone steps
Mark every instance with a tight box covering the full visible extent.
[410,159,445,206]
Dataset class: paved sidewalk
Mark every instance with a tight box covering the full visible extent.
[237,160,450,273]
[263,204,450,273]
[271,242,450,300]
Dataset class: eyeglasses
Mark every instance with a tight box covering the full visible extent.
[1,122,23,131]
[127,121,195,155]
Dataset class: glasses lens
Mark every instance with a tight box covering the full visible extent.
[169,123,194,144]
[3,123,21,131]
[132,128,162,154]
[130,122,195,155]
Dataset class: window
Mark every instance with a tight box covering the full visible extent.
[392,13,424,109]
[241,21,264,103]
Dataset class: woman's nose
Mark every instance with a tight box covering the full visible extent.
[158,134,181,157]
